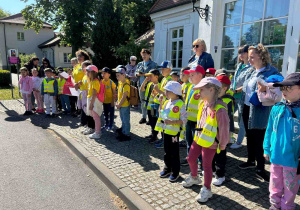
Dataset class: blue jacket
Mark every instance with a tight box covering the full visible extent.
[188,52,214,70]
[231,62,251,90]
[135,60,157,86]
[263,103,300,168]
[241,64,281,129]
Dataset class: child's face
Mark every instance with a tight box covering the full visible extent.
[281,85,300,103]
[199,86,213,101]
[219,85,227,97]
[116,73,125,81]
[171,75,179,82]
[161,68,171,77]
[32,70,38,77]
[150,75,158,83]
[190,72,203,85]
[102,72,110,80]
[180,73,189,82]
[71,60,77,67]
[165,90,177,100]
[45,71,51,78]
[81,65,87,72]
[205,73,214,77]
[21,70,27,77]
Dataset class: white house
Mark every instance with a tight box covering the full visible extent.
[150,0,300,75]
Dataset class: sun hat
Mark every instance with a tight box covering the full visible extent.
[164,81,182,96]
[86,65,98,73]
[193,77,222,90]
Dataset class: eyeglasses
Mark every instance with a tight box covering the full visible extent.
[192,45,199,48]
[280,86,293,92]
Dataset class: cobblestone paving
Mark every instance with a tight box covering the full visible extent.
[1,99,300,210]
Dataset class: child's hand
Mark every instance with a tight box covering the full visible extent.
[145,77,150,82]
[116,103,121,109]
[258,82,267,92]
[264,154,270,161]
[89,103,94,111]
[154,84,159,91]
[74,83,79,91]
[158,94,164,104]
[164,119,173,125]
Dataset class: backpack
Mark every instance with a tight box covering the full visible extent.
[122,83,139,106]
[96,79,106,103]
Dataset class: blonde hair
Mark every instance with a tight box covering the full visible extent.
[248,44,271,67]
[31,68,38,74]
[87,71,98,82]
[198,83,221,109]
[193,38,207,52]
[20,67,29,76]
[71,57,78,63]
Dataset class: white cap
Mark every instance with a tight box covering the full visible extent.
[164,81,182,96]
[130,56,137,61]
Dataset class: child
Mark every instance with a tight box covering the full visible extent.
[71,57,78,69]
[180,67,192,102]
[141,69,161,143]
[41,68,58,117]
[86,65,103,139]
[115,65,131,141]
[101,67,116,131]
[57,69,71,114]
[182,77,229,203]
[263,73,300,210]
[205,68,216,77]
[155,81,187,182]
[171,71,182,84]
[67,68,73,76]
[19,67,33,115]
[31,68,44,113]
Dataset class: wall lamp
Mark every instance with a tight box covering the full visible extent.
[191,0,209,21]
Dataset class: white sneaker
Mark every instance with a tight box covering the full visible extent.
[196,186,213,203]
[212,176,225,186]
[182,173,202,188]
[89,132,101,139]
[83,128,94,135]
[202,171,216,177]
[230,143,242,149]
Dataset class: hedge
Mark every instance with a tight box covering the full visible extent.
[0,70,11,87]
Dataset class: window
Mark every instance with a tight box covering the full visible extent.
[17,32,24,41]
[170,28,184,68]
[221,0,290,71]
[64,53,71,63]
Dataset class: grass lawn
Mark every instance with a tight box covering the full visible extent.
[0,86,22,100]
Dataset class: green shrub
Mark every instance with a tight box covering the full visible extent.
[19,53,37,67]
[0,70,11,87]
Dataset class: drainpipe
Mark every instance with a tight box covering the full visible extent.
[3,23,13,97]
[50,47,55,67]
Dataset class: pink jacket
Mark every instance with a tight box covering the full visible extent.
[19,76,33,93]
[257,83,282,106]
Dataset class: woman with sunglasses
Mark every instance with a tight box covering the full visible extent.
[39,57,54,78]
[188,38,214,70]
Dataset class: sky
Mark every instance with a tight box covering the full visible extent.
[0,0,35,15]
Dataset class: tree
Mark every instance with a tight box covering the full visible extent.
[21,0,94,56]
[0,7,10,19]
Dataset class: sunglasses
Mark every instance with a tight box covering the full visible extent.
[192,45,199,48]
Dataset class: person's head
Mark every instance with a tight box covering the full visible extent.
[192,38,207,56]
[159,61,172,77]
[20,67,29,77]
[205,68,216,77]
[67,68,73,75]
[238,45,249,64]
[216,75,231,97]
[193,77,222,104]
[180,67,190,83]
[130,56,137,66]
[71,57,78,67]
[44,68,53,78]
[101,67,112,80]
[57,69,64,79]
[248,44,271,69]
[51,69,56,77]
[170,71,180,82]
[273,73,300,103]
[145,69,160,83]
[81,60,92,72]
[215,69,227,77]
[29,57,39,66]
[42,57,50,67]
[114,65,127,82]
[164,81,182,101]
[31,68,38,77]
[86,65,98,81]
[184,65,205,85]
[140,49,151,61]
[75,50,90,64]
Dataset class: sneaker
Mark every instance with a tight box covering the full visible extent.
[230,143,242,149]
[39,109,45,113]
[116,128,122,134]
[179,140,187,148]
[180,159,189,166]
[154,138,163,144]
[159,170,171,178]
[139,118,147,124]
[169,174,180,182]
[238,162,256,169]
[256,170,270,183]
[146,121,151,125]
[196,186,213,203]
[83,128,94,135]
[212,176,225,186]
[182,173,202,188]
[230,136,236,144]
[148,136,158,143]
[89,132,101,139]
[155,140,164,149]
[145,134,153,139]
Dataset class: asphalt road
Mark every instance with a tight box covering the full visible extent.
[0,113,118,210]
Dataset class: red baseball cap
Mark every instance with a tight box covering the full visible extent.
[206,68,216,75]
[216,75,231,85]
[183,65,205,76]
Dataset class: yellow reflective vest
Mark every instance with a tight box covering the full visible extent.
[153,75,172,104]
[155,100,185,138]
[194,102,227,154]
[185,85,201,122]
[43,79,55,93]
[57,78,66,94]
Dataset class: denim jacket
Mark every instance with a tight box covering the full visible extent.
[231,62,251,90]
[188,52,214,70]
[135,60,157,86]
[241,64,281,129]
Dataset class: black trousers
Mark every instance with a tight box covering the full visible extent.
[57,94,62,110]
[163,133,180,176]
[147,110,158,138]
[69,96,77,113]
[81,110,87,126]
[87,115,95,129]
[212,149,227,178]
[242,105,265,171]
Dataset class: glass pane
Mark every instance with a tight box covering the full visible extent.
[172,51,176,60]
[297,45,300,72]
[21,33,24,40]
[263,18,288,45]
[17,32,20,40]
[179,50,183,60]
[172,42,177,51]
[243,0,264,23]
[241,22,261,46]
[178,59,182,68]
[179,41,183,51]
[172,30,177,39]
[224,0,243,26]
[172,60,176,68]
[179,29,184,38]
[265,0,290,19]
[267,46,285,71]
[223,26,240,48]
[221,49,238,70]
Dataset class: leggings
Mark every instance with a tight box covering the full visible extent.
[33,90,43,110]
[22,93,32,111]
[92,110,100,134]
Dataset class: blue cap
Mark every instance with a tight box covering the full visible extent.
[265,75,284,83]
[159,60,172,69]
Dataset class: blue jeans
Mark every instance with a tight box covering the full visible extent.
[60,94,71,113]
[139,90,147,119]
[103,103,115,127]
[234,99,246,144]
[120,106,130,135]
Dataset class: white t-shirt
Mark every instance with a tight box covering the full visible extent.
[188,56,199,69]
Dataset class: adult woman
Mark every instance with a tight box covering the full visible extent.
[24,57,39,76]
[39,58,54,78]
[236,44,281,182]
[230,45,251,149]
[188,38,214,70]
[125,56,138,87]
[135,49,157,124]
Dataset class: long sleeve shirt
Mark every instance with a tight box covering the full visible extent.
[19,76,33,94]
[162,99,188,130]
[41,77,58,96]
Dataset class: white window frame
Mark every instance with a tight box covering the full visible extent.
[63,53,71,63]
[169,27,184,69]
[17,32,25,41]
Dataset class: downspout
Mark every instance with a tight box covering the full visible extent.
[50,47,55,67]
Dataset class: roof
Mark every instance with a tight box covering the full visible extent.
[38,35,61,48]
[149,0,191,14]
[135,28,155,47]
[0,13,52,28]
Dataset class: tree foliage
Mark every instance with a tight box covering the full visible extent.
[0,7,10,19]
[19,53,37,67]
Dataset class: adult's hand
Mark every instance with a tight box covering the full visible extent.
[258,82,267,92]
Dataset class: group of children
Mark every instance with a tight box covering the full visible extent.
[19,55,300,208]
